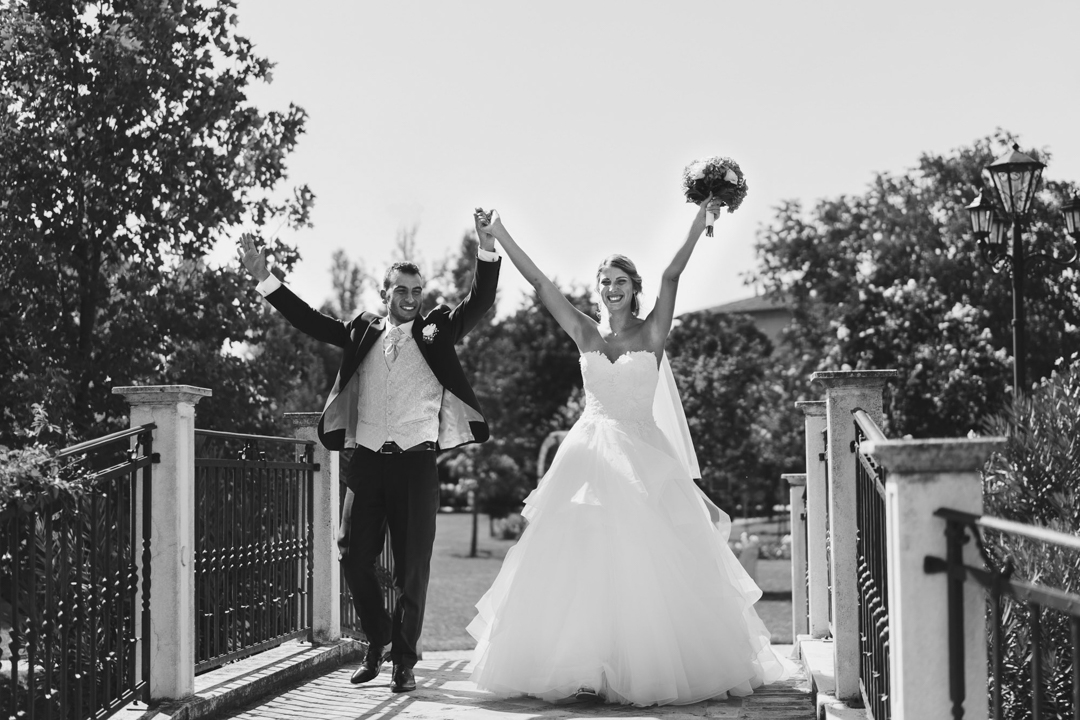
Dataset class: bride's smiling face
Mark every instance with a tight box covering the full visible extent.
[597,265,634,315]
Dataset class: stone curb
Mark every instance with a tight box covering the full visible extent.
[118,639,365,720]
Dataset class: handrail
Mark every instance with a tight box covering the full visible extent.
[935,507,1080,552]
[194,428,315,446]
[924,554,1080,616]
[851,408,887,444]
[55,425,157,459]
[929,506,1080,719]
[55,422,157,459]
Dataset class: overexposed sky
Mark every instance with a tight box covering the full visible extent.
[225,0,1080,317]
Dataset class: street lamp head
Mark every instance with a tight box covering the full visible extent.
[1062,194,1080,239]
[987,143,1045,220]
[988,213,1008,251]
[965,189,995,238]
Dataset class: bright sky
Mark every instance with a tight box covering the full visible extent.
[226,0,1080,317]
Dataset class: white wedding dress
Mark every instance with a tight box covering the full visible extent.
[467,350,784,706]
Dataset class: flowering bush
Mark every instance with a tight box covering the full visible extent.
[728,532,792,560]
[493,513,527,540]
[824,276,1010,437]
[0,405,83,513]
[980,359,1080,717]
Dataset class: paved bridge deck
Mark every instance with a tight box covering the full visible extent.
[216,647,814,720]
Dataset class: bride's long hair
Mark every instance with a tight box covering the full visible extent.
[595,254,643,317]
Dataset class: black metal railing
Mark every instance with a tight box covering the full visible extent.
[193,430,316,673]
[339,531,396,642]
[927,509,1080,720]
[1,424,156,720]
[338,449,397,641]
[802,488,810,631]
[853,409,890,720]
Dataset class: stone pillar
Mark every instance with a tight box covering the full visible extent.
[783,473,808,642]
[810,370,897,702]
[865,437,1001,720]
[795,400,829,639]
[113,385,211,701]
[284,412,341,644]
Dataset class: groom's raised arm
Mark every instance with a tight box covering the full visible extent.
[237,233,352,348]
[445,211,501,342]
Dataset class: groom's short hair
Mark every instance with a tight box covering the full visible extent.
[383,261,423,290]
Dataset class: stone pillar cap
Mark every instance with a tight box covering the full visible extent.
[811,370,899,388]
[782,473,807,486]
[112,385,212,404]
[795,400,826,415]
[864,437,1006,475]
[284,412,322,428]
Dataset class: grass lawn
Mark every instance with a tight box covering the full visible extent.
[423,512,520,651]
[422,513,794,651]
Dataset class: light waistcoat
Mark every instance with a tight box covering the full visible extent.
[354,330,443,451]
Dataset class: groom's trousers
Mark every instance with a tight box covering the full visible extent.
[342,446,440,669]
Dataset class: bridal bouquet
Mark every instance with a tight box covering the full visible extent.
[682,156,748,236]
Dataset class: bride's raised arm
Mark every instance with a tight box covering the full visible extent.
[646,200,713,343]
[475,208,597,348]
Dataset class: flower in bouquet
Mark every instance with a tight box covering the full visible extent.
[682,156,748,236]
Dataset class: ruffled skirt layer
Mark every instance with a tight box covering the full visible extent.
[467,414,784,706]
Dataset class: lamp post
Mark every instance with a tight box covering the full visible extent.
[965,144,1080,394]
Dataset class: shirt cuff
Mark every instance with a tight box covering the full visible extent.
[477,247,500,262]
[255,274,283,297]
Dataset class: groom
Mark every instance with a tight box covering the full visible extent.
[237,212,499,693]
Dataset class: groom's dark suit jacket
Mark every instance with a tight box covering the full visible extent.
[263,257,500,451]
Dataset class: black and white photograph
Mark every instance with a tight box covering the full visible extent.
[3,1,1080,718]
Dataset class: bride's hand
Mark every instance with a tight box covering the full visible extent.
[698,195,724,218]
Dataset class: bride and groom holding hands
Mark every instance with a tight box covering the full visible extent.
[236,198,783,706]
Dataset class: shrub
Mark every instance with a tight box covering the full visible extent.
[0,405,82,512]
[981,359,1080,718]
[493,513,527,540]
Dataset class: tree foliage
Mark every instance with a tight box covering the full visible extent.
[750,131,1080,437]
[667,310,791,514]
[0,0,314,442]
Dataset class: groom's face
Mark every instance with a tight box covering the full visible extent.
[382,271,424,325]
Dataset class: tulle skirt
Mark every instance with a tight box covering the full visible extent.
[467,413,785,706]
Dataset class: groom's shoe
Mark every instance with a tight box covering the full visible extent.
[350,644,385,684]
[391,665,416,693]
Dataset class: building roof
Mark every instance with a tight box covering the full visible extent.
[701,294,790,315]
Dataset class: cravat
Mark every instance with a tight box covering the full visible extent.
[384,325,408,364]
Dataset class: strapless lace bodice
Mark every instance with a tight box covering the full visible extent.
[580,350,658,423]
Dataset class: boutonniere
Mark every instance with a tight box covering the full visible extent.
[421,324,438,344]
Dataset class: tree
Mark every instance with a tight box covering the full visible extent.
[666,311,785,515]
[750,131,1080,438]
[0,0,313,442]
[326,248,373,318]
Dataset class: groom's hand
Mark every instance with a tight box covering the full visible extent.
[475,207,508,245]
[237,233,272,282]
[473,207,497,252]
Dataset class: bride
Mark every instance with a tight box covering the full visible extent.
[466,201,784,706]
